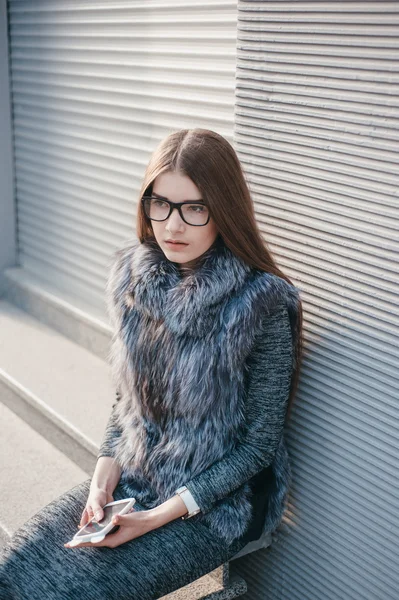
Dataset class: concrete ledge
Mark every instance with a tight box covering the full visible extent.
[208,564,229,588]
[0,299,115,465]
[0,375,97,475]
[159,570,247,600]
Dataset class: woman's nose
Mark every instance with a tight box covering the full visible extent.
[166,206,185,230]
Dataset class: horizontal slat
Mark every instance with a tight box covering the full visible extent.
[18,190,132,241]
[289,449,399,526]
[19,253,107,316]
[235,112,399,157]
[12,95,233,136]
[12,64,234,87]
[302,312,398,363]
[260,225,399,287]
[294,407,398,474]
[304,335,398,389]
[236,96,399,141]
[9,1,236,14]
[18,209,117,262]
[15,150,136,199]
[236,135,399,196]
[12,106,182,141]
[269,527,398,599]
[287,502,398,583]
[236,59,399,85]
[18,233,107,288]
[12,81,233,120]
[15,127,144,173]
[290,473,399,546]
[291,426,398,491]
[298,377,399,437]
[15,166,135,217]
[12,88,233,131]
[11,49,236,72]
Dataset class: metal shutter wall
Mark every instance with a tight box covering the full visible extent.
[7,0,237,317]
[233,2,399,600]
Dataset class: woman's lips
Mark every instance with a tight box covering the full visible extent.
[165,241,188,249]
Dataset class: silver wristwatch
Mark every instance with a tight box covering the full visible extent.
[175,486,201,519]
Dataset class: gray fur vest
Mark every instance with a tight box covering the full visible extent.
[106,234,299,545]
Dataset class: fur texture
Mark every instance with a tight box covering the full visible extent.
[104,234,300,545]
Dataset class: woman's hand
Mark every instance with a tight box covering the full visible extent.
[76,455,122,527]
[64,508,154,549]
[78,485,114,528]
[64,494,189,549]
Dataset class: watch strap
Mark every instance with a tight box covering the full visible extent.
[175,486,201,519]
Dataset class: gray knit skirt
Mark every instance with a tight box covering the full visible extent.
[0,477,249,600]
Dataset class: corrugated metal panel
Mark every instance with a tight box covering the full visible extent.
[7,0,237,316]
[233,2,399,600]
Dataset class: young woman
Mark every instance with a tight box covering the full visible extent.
[0,128,303,600]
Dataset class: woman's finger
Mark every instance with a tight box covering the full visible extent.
[78,508,89,528]
[91,503,104,522]
[64,534,115,549]
[110,512,136,527]
[64,541,95,549]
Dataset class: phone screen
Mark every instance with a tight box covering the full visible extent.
[76,501,131,537]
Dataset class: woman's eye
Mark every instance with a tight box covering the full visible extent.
[188,205,205,213]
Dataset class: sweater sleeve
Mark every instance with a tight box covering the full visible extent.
[183,304,294,515]
[97,389,123,460]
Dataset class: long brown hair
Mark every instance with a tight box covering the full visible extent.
[135,128,303,421]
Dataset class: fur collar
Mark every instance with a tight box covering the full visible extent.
[127,235,250,337]
[108,234,299,341]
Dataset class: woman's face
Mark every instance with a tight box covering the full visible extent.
[149,170,218,269]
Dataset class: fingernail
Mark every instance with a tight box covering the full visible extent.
[95,512,102,521]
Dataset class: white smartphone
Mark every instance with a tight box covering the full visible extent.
[66,498,136,547]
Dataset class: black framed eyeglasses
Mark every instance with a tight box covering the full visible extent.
[141,196,211,226]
